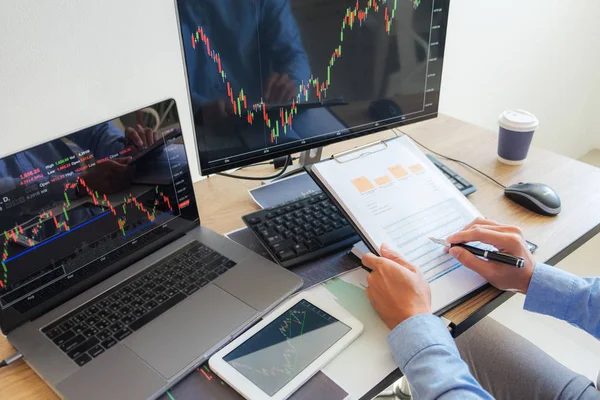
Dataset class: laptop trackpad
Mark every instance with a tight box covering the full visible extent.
[123,284,256,379]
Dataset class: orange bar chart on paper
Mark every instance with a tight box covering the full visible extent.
[351,176,375,193]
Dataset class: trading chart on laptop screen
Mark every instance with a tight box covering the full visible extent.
[0,99,198,331]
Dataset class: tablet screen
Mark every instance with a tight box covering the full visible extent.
[223,299,351,396]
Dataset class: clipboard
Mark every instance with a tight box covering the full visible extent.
[305,135,496,317]
[304,136,403,258]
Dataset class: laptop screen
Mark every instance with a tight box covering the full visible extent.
[0,99,199,333]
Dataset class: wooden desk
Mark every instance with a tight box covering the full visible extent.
[2,115,600,400]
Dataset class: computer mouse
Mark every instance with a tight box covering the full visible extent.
[504,183,562,216]
[368,99,403,121]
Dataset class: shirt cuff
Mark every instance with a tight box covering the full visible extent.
[387,313,457,370]
[524,263,576,321]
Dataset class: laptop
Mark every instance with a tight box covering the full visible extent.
[0,99,303,400]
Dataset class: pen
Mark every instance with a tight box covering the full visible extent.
[429,237,526,269]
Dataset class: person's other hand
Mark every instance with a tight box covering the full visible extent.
[125,124,157,148]
[264,73,297,104]
[362,243,432,330]
[447,218,536,294]
[81,157,135,194]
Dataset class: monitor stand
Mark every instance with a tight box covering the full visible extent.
[263,147,323,185]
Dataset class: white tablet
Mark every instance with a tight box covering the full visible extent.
[209,292,363,400]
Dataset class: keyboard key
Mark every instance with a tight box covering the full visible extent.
[89,345,105,358]
[276,249,295,261]
[121,315,135,325]
[67,337,99,360]
[206,272,218,281]
[72,313,87,324]
[224,260,236,269]
[144,300,158,310]
[156,294,168,304]
[131,298,144,308]
[129,292,186,331]
[53,330,75,346]
[121,295,134,304]
[45,327,63,340]
[101,337,117,349]
[119,305,132,315]
[292,243,308,256]
[183,285,199,296]
[74,353,92,367]
[113,328,133,341]
[60,334,86,352]
[306,239,321,251]
[97,309,110,319]
[199,278,210,287]
[59,320,75,331]
[270,239,294,252]
[72,324,87,335]
[95,320,109,331]
[82,327,98,338]
[132,308,145,318]
[97,330,112,341]
[109,322,124,333]
[106,313,120,323]
[165,287,178,297]
[317,226,355,246]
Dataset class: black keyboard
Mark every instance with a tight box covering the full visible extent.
[242,192,360,268]
[242,156,475,269]
[41,241,236,367]
[427,154,477,196]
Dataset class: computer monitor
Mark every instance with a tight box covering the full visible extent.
[176,0,449,175]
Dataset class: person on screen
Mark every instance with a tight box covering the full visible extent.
[363,218,599,399]
[178,0,311,126]
[0,123,153,234]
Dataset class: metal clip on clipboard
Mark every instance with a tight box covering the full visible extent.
[331,140,390,164]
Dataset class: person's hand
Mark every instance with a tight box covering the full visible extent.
[447,218,536,294]
[81,157,135,194]
[201,99,235,128]
[264,73,297,104]
[125,124,157,148]
[362,243,432,330]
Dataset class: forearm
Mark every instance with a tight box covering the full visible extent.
[388,314,493,399]
[524,263,600,339]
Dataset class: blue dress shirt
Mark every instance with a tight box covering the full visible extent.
[388,263,600,399]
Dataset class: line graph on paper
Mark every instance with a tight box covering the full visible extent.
[385,199,493,283]
[190,0,423,144]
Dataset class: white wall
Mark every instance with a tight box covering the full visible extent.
[0,0,202,179]
[440,0,600,159]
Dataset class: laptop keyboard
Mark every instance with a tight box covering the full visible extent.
[41,241,236,367]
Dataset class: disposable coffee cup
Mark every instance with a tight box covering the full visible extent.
[497,110,539,165]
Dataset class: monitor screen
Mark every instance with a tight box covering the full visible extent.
[176,0,449,175]
[0,99,199,333]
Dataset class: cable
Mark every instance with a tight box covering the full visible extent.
[0,353,23,369]
[216,155,292,181]
[396,129,507,189]
[237,157,299,171]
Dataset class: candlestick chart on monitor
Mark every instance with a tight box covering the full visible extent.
[190,0,421,145]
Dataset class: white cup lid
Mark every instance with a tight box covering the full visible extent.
[498,110,539,132]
